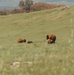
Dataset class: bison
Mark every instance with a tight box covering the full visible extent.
[27,41,33,44]
[17,38,26,43]
[47,39,53,44]
[46,33,56,43]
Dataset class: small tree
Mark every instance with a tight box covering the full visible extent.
[24,0,33,12]
[19,0,25,10]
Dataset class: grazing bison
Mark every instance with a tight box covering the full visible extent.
[17,38,26,43]
[46,33,56,43]
[27,41,33,44]
[47,39,53,44]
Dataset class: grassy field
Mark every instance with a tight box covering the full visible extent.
[0,6,74,75]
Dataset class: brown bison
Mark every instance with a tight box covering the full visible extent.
[46,33,56,43]
[47,39,53,44]
[27,41,33,44]
[17,38,26,43]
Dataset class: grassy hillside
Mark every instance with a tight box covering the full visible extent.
[0,6,74,75]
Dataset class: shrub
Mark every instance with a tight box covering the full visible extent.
[30,2,57,11]
[0,11,7,15]
[11,9,24,14]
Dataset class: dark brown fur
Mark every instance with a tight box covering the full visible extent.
[27,41,33,44]
[17,38,26,43]
[46,34,56,43]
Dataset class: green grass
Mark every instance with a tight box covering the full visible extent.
[0,6,74,75]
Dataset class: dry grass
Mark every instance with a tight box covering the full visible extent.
[0,6,74,75]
